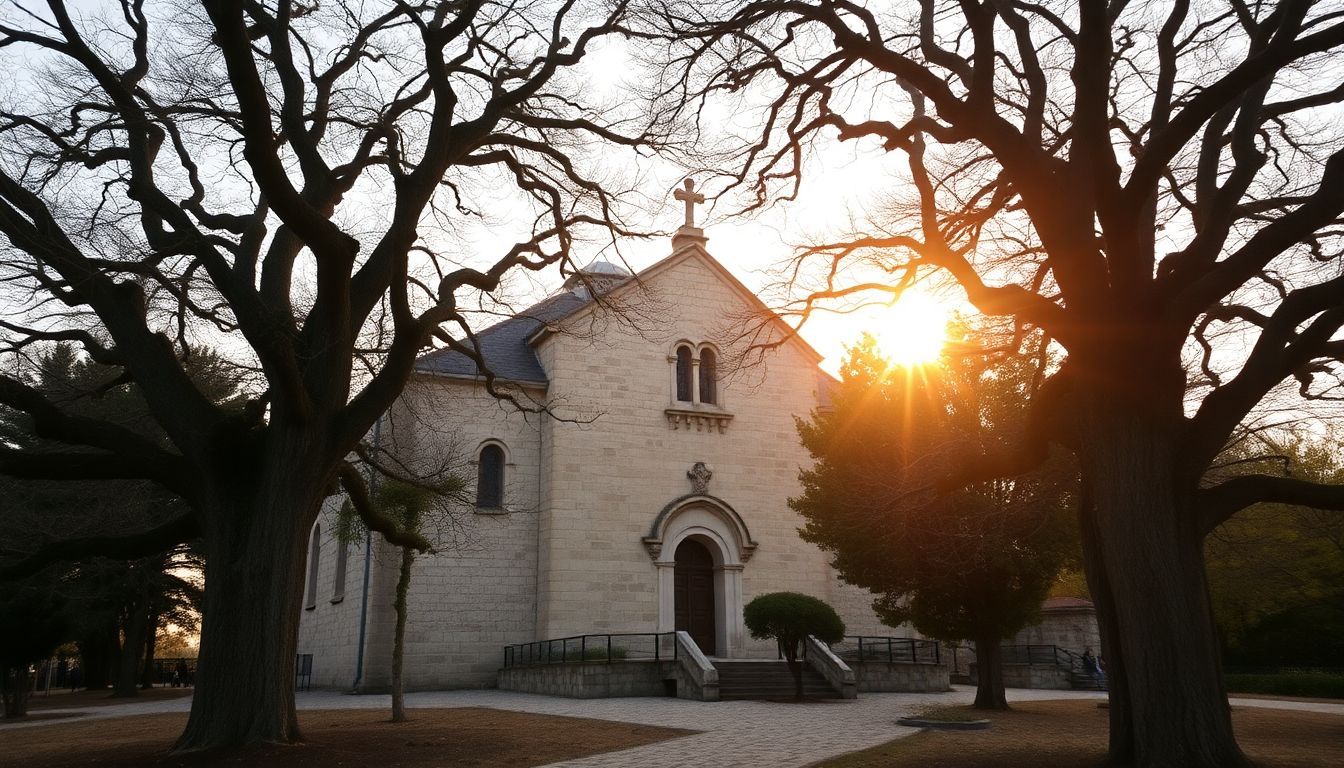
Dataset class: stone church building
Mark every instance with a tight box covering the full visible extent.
[296,205,900,692]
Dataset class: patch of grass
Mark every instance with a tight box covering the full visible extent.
[821,699,1344,768]
[1225,672,1344,700]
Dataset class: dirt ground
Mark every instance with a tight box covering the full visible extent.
[23,687,194,712]
[3,707,694,768]
[819,700,1344,768]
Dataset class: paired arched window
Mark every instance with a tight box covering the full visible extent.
[476,442,505,509]
[671,343,720,406]
[675,346,694,402]
[699,348,717,405]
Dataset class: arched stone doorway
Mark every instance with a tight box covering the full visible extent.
[674,539,717,654]
[644,492,757,657]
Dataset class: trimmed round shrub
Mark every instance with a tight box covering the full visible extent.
[744,592,846,652]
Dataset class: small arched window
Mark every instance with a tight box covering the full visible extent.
[699,348,717,405]
[305,524,321,610]
[476,443,505,509]
[675,345,694,402]
[331,541,348,603]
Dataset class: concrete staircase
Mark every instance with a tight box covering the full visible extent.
[1069,669,1107,691]
[714,660,843,700]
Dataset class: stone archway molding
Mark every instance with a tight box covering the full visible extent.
[642,493,758,563]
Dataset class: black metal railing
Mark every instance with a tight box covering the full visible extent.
[502,632,677,668]
[1000,644,1081,670]
[148,657,198,687]
[830,636,942,665]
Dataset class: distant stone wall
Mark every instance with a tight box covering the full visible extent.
[1010,600,1101,656]
[853,662,951,693]
[1002,665,1071,690]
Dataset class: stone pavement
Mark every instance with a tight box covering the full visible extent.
[4,686,1341,768]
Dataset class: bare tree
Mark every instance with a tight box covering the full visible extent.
[651,2,1344,766]
[0,0,670,751]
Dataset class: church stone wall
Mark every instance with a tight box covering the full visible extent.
[828,579,905,638]
[534,249,880,658]
[298,244,897,689]
[370,378,544,689]
[295,495,381,690]
[297,378,545,690]
[1009,605,1102,655]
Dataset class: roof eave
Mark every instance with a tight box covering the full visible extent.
[412,368,549,390]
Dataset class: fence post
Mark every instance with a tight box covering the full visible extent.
[581,635,586,664]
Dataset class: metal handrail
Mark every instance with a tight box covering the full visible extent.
[830,636,942,665]
[998,644,1084,670]
[502,632,676,668]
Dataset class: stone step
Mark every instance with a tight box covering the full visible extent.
[714,660,841,700]
[1069,671,1107,691]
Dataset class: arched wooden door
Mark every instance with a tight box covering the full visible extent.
[673,539,717,655]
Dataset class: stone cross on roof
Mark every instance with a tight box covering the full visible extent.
[673,178,705,228]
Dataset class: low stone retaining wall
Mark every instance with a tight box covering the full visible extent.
[1001,664,1071,690]
[499,660,667,698]
[853,662,950,693]
[498,659,719,700]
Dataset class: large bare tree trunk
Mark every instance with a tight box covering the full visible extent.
[390,546,414,723]
[174,470,320,752]
[971,635,1008,710]
[1080,399,1247,768]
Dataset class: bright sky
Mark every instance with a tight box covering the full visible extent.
[561,38,959,372]
[0,4,959,378]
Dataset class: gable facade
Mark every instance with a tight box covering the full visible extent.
[296,241,891,691]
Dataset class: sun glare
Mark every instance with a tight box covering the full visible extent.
[870,293,952,366]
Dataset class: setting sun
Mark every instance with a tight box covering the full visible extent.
[869,293,952,366]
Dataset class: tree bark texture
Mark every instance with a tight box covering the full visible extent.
[114,588,151,697]
[173,465,323,752]
[141,612,159,690]
[80,624,117,690]
[782,641,803,699]
[971,636,1008,710]
[391,546,414,723]
[1078,485,1134,763]
[1079,403,1248,768]
[2,664,32,718]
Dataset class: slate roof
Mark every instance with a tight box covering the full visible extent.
[414,291,591,385]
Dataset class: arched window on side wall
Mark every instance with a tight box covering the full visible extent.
[476,443,505,509]
[675,345,694,402]
[699,347,717,405]
[331,541,348,603]
[305,524,321,610]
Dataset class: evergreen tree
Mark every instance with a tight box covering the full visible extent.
[792,333,1076,709]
